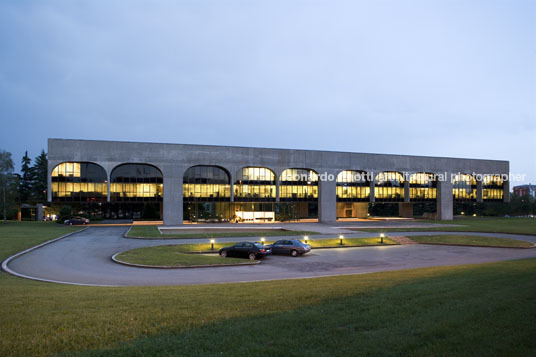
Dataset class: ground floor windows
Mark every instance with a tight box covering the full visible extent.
[183,166,231,202]
[111,164,163,202]
[483,175,504,201]
[409,173,437,202]
[183,202,318,223]
[375,172,404,202]
[336,170,370,202]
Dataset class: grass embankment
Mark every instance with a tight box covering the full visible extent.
[127,225,319,239]
[1,222,535,355]
[114,245,251,267]
[355,217,536,235]
[410,235,533,248]
[114,237,398,266]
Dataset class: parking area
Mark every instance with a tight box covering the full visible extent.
[5,227,536,286]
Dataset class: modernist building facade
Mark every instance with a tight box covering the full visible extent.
[47,139,510,225]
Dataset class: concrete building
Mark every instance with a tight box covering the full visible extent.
[47,139,510,225]
[513,184,536,198]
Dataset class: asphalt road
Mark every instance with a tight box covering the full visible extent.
[5,227,536,287]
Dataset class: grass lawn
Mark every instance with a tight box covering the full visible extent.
[356,217,536,235]
[127,225,319,239]
[0,222,535,355]
[114,245,252,267]
[410,235,534,248]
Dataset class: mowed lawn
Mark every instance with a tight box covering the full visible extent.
[0,222,534,356]
[127,225,318,239]
[411,235,534,248]
[356,217,536,235]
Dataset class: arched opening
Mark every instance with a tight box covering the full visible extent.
[409,173,437,202]
[109,163,163,220]
[483,175,504,201]
[279,168,318,220]
[51,162,107,202]
[232,167,276,223]
[452,174,477,201]
[336,170,370,219]
[183,165,231,223]
[374,171,404,202]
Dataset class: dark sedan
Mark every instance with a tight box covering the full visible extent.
[268,240,311,257]
[64,216,90,225]
[219,242,272,261]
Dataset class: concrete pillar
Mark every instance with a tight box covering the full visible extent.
[403,179,410,203]
[369,173,375,203]
[436,179,453,220]
[36,204,44,221]
[162,166,185,226]
[476,180,483,203]
[318,172,337,223]
[107,171,111,203]
[275,170,280,202]
[503,180,510,203]
[399,202,413,218]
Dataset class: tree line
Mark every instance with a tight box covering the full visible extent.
[0,149,48,221]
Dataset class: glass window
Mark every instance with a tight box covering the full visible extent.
[183,166,231,202]
[409,173,437,202]
[111,164,163,202]
[279,168,318,201]
[234,167,276,201]
[336,170,370,201]
[374,172,404,202]
[51,162,107,202]
[483,175,504,201]
[452,174,477,201]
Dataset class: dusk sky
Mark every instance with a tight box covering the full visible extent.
[1,1,534,185]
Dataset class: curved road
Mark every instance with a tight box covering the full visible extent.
[5,227,536,286]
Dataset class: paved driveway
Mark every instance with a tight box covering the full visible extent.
[5,227,536,286]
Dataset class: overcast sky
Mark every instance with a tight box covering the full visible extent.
[1,1,535,185]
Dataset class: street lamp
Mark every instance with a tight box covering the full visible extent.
[380,233,384,244]
[210,238,215,250]
[304,235,309,244]
[339,234,344,246]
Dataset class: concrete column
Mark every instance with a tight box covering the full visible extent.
[399,202,413,218]
[47,160,60,202]
[503,180,510,203]
[107,171,111,203]
[476,180,483,203]
[36,204,44,221]
[436,178,453,220]
[403,179,410,203]
[318,172,337,223]
[369,173,375,203]
[162,166,185,226]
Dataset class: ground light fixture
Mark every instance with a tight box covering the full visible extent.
[210,238,215,250]
[339,234,344,246]
[304,235,309,244]
[260,237,265,245]
[380,233,384,244]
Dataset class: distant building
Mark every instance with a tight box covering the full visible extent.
[513,184,536,198]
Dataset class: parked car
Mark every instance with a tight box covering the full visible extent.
[219,242,272,260]
[64,216,90,225]
[268,239,311,257]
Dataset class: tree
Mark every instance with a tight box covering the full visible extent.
[31,150,48,204]
[18,151,33,204]
[0,150,15,222]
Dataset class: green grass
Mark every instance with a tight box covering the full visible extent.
[355,217,536,235]
[115,245,252,267]
[1,222,535,355]
[127,225,319,239]
[410,234,534,248]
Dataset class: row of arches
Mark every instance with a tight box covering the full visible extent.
[51,162,504,204]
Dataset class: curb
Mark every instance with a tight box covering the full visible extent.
[111,252,261,269]
[416,242,536,249]
[0,227,114,286]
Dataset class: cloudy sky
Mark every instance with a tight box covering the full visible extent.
[1,0,535,184]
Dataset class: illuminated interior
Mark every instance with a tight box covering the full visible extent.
[482,175,504,201]
[183,166,231,201]
[279,168,318,201]
[409,172,437,201]
[336,170,370,201]
[452,174,477,201]
[110,164,163,201]
[375,172,404,201]
[234,167,276,201]
[51,162,107,201]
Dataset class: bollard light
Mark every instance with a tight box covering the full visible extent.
[260,237,265,245]
[380,233,384,244]
[339,234,344,246]
[210,238,215,250]
[304,235,309,244]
